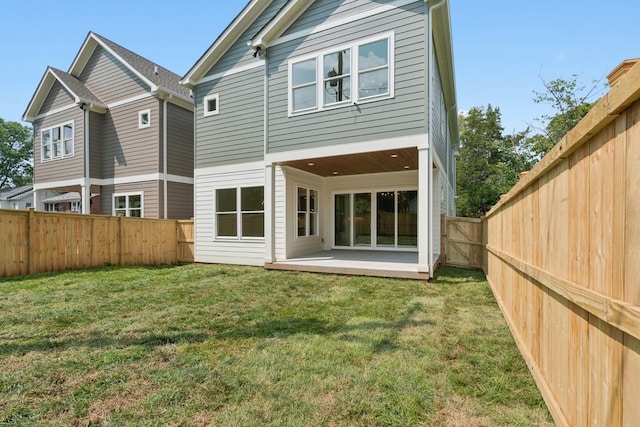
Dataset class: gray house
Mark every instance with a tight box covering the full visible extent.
[182,0,458,278]
[23,32,194,219]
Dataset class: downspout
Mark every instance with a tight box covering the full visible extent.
[427,0,447,278]
[83,104,90,214]
[163,96,171,219]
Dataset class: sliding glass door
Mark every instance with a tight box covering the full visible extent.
[334,190,417,250]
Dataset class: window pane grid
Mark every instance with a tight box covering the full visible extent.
[216,187,264,239]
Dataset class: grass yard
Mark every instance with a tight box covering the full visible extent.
[0,264,552,426]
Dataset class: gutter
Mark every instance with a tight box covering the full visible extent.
[83,103,91,214]
[162,95,172,219]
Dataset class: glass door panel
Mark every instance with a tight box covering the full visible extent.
[354,193,371,246]
[398,190,418,247]
[376,191,396,246]
[334,194,351,246]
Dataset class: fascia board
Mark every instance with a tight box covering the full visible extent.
[22,68,55,122]
[181,0,271,87]
[250,0,314,49]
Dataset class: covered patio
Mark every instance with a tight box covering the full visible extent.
[265,250,439,280]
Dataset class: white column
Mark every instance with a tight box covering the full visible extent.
[32,189,41,211]
[264,163,275,264]
[418,146,430,273]
[81,183,91,214]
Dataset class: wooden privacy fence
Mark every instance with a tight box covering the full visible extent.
[0,209,194,278]
[482,61,640,427]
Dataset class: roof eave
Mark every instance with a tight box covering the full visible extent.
[250,0,315,50]
[181,0,272,85]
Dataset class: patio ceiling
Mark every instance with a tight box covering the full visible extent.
[278,147,418,177]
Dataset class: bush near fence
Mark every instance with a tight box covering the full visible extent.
[0,209,194,278]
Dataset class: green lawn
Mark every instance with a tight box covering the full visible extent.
[0,264,552,426]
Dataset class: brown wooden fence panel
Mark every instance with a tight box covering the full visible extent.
[482,61,640,426]
[443,216,483,269]
[0,210,194,278]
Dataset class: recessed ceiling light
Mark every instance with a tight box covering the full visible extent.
[333,171,339,175]
[390,154,398,158]
[308,162,315,166]
[404,165,410,169]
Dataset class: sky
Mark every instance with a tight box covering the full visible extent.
[2,0,640,134]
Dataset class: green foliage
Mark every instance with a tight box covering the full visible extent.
[0,118,33,189]
[527,75,601,158]
[456,105,533,218]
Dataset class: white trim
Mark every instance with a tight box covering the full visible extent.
[138,108,151,128]
[214,186,265,241]
[40,120,75,162]
[271,0,416,48]
[203,93,220,117]
[295,185,319,239]
[266,133,427,164]
[197,61,264,85]
[108,93,154,109]
[195,161,266,178]
[112,191,144,218]
[31,103,78,122]
[287,32,395,116]
[33,173,193,191]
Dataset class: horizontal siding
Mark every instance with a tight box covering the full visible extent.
[195,68,265,168]
[166,103,194,177]
[267,3,428,153]
[284,0,391,35]
[274,166,286,259]
[38,81,75,115]
[194,165,265,266]
[79,45,149,104]
[167,181,194,220]
[33,109,85,184]
[89,111,103,179]
[205,0,287,77]
[101,180,161,218]
[101,98,161,178]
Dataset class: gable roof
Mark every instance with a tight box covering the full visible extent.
[181,0,275,87]
[0,185,33,201]
[24,32,193,122]
[23,67,107,122]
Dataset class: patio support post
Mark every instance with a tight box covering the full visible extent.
[418,146,430,273]
[264,163,275,263]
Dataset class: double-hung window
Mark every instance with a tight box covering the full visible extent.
[113,193,143,217]
[289,33,394,115]
[297,187,318,237]
[41,121,74,161]
[216,186,264,239]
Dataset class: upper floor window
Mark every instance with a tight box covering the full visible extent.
[41,121,74,161]
[288,32,394,116]
[203,93,220,117]
[138,109,151,128]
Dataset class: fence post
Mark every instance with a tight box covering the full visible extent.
[27,208,36,275]
[118,215,123,266]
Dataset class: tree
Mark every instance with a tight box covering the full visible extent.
[527,75,601,158]
[0,119,33,189]
[456,105,533,218]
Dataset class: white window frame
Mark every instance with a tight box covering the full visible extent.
[203,93,220,117]
[138,109,151,129]
[41,120,74,162]
[112,192,144,217]
[214,186,265,240]
[71,201,82,213]
[296,186,319,238]
[288,31,395,116]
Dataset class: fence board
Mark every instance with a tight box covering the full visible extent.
[482,60,640,426]
[0,210,194,278]
[443,217,482,269]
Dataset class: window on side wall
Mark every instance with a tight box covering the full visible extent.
[113,193,143,217]
[203,93,220,117]
[216,186,264,239]
[138,109,151,128]
[297,187,318,237]
[41,121,74,161]
[288,32,393,115]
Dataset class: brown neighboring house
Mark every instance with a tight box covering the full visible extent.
[23,32,194,219]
